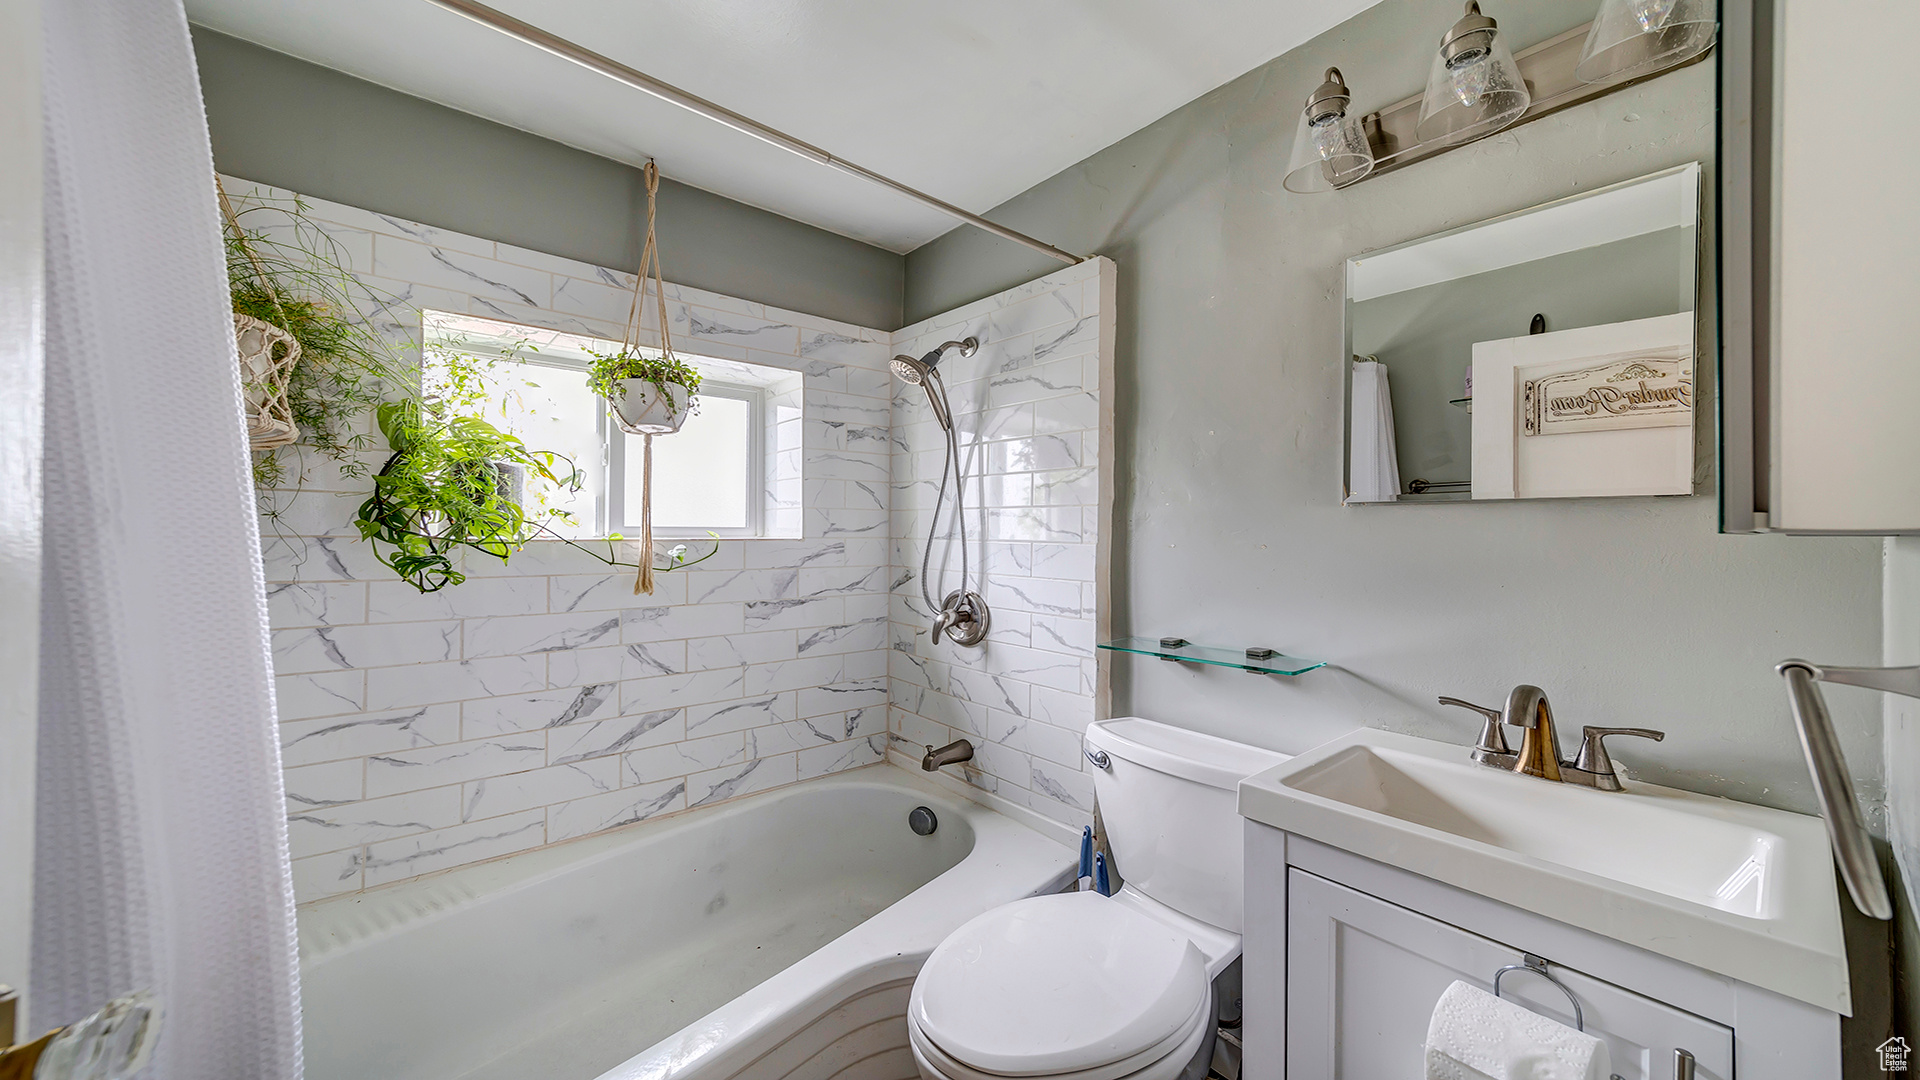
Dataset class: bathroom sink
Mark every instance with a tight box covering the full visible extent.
[1239,729,1850,1014]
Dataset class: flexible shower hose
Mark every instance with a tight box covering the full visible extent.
[919,382,968,618]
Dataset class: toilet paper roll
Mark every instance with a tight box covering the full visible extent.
[1425,980,1611,1080]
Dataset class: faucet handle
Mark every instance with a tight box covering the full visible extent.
[1574,726,1665,777]
[1439,696,1513,764]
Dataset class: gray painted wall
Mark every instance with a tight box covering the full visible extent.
[904,0,1885,823]
[190,27,904,330]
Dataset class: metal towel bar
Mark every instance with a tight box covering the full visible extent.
[1493,954,1584,1032]
[1776,660,1901,920]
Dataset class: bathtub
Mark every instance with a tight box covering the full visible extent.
[298,765,1075,1080]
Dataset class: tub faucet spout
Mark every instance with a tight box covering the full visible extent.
[922,739,973,771]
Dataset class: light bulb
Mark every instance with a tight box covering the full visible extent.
[1449,51,1491,108]
[1631,0,1677,31]
[1310,116,1344,161]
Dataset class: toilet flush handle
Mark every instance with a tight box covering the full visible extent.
[1085,748,1111,770]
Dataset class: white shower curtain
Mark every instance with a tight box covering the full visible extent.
[34,1,302,1077]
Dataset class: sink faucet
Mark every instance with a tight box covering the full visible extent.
[1441,685,1664,792]
[922,739,973,771]
[1503,684,1563,782]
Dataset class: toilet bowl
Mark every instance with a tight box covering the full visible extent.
[908,718,1288,1080]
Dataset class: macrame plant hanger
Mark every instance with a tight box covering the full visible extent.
[620,161,676,596]
[216,177,303,450]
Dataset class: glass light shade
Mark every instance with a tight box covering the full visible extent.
[1415,23,1529,147]
[1284,109,1374,193]
[1574,0,1717,84]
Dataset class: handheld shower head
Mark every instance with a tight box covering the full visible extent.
[888,337,979,388]
[891,338,976,434]
[889,354,930,386]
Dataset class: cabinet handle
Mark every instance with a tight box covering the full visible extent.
[1673,1047,1696,1080]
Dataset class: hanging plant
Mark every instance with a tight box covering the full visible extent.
[352,399,581,591]
[218,181,407,489]
[585,348,703,433]
[588,160,698,596]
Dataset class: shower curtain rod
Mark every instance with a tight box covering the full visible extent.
[424,0,1086,266]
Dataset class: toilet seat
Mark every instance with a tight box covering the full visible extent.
[909,892,1211,1078]
[908,992,1213,1080]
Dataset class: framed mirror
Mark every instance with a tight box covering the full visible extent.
[1343,162,1703,503]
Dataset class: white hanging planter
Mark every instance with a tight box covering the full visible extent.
[610,378,695,435]
[234,312,301,449]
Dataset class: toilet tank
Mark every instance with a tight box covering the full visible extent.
[1085,717,1289,934]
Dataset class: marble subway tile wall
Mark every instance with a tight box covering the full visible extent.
[887,258,1116,832]
[225,178,898,901]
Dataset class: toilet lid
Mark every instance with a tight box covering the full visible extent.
[910,892,1210,1076]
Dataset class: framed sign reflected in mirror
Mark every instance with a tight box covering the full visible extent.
[1342,162,1703,504]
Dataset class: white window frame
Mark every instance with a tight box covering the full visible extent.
[420,310,784,540]
[608,379,767,539]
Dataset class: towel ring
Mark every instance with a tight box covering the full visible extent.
[1493,953,1585,1032]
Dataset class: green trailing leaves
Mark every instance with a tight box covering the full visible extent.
[354,399,584,592]
[223,189,408,489]
[585,347,703,419]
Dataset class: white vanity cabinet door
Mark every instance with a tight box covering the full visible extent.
[1286,870,1732,1080]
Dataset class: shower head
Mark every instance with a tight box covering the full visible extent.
[889,353,930,386]
[888,337,979,387]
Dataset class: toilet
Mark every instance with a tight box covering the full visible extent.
[907,717,1289,1080]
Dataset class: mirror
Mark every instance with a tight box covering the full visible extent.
[1343,162,1702,503]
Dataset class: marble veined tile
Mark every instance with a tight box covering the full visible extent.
[678,304,798,354]
[464,612,623,658]
[688,754,797,808]
[372,235,551,310]
[266,581,367,629]
[286,786,461,860]
[685,693,797,737]
[365,656,547,710]
[461,758,620,822]
[366,735,546,798]
[548,778,687,843]
[797,735,887,780]
[462,684,620,738]
[686,630,797,671]
[281,703,461,767]
[283,759,364,811]
[275,670,366,721]
[359,810,547,888]
[271,621,460,675]
[622,732,748,785]
[549,708,683,765]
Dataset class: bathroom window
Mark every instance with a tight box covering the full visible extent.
[422,311,801,539]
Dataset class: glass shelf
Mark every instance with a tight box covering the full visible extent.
[1449,397,1473,414]
[1097,637,1326,676]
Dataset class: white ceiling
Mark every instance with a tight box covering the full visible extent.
[185,0,1380,253]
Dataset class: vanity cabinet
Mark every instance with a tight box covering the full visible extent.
[1242,822,1844,1080]
[1285,870,1731,1079]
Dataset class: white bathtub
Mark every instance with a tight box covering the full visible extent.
[298,765,1075,1080]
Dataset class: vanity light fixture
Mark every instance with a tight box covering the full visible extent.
[1415,2,1530,147]
[1573,0,1717,84]
[1283,67,1375,193]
